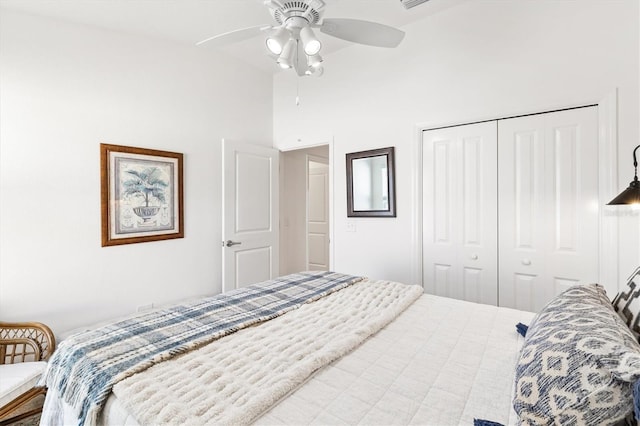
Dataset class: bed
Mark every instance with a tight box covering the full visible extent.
[38,270,640,426]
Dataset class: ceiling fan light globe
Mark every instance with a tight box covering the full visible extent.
[304,40,321,55]
[276,38,296,69]
[266,38,283,54]
[300,26,321,56]
[266,27,289,55]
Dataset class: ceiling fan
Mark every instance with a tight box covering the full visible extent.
[196,0,406,77]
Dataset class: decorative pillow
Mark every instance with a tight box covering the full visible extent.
[613,266,640,341]
[513,284,640,425]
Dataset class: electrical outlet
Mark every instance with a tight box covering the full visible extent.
[346,221,356,232]
[137,303,154,312]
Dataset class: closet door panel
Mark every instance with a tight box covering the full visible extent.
[513,273,536,311]
[498,120,546,310]
[434,263,454,298]
[552,126,579,252]
[423,122,498,304]
[513,130,543,252]
[424,137,457,298]
[433,141,454,246]
[498,107,599,312]
[463,267,487,304]
[461,134,498,306]
[546,110,599,283]
[423,134,460,297]
[463,137,483,246]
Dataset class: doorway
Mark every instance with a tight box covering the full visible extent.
[279,145,330,274]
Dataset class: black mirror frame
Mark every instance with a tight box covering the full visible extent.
[346,147,396,218]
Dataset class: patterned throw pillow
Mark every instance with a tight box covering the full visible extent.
[613,266,640,341]
[513,284,640,425]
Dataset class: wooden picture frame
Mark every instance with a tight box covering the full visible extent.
[100,143,184,247]
[346,146,396,217]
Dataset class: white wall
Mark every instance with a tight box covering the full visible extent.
[273,0,640,288]
[0,10,273,334]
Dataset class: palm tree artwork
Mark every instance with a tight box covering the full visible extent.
[122,167,168,224]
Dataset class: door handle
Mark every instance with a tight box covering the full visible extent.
[225,240,242,247]
[522,259,532,266]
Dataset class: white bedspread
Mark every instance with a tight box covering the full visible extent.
[99,288,534,425]
[111,279,423,425]
[259,294,534,425]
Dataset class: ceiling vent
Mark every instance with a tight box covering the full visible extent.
[400,0,431,9]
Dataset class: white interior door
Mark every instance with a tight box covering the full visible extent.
[222,139,279,291]
[422,121,498,305]
[307,157,329,271]
[498,107,599,311]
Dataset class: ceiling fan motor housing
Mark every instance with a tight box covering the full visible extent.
[270,0,325,26]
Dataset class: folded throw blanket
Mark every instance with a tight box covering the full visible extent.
[39,271,364,426]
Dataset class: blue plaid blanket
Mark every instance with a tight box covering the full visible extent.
[40,271,364,426]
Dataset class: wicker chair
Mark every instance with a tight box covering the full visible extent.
[0,322,55,425]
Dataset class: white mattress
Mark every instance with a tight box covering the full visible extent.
[97,293,534,426]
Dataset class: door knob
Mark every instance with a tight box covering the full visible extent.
[522,259,532,266]
[225,240,242,247]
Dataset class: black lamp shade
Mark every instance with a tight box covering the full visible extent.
[608,144,640,205]
[607,178,640,205]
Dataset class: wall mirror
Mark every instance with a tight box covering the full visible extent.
[346,147,396,217]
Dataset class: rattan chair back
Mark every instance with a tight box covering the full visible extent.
[0,322,55,364]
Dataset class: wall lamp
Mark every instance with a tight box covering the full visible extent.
[608,144,640,205]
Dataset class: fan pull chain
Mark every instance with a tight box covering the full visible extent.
[296,76,300,106]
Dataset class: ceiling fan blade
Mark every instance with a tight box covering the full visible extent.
[196,25,273,47]
[319,18,405,48]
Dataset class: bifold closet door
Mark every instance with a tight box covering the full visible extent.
[498,107,599,312]
[423,121,498,305]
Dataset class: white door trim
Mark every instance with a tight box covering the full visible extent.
[598,89,620,296]
[412,94,619,293]
[411,125,424,287]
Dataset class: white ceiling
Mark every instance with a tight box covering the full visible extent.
[0,0,467,73]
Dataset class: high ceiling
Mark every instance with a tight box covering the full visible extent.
[0,0,467,73]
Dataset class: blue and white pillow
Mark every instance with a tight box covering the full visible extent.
[513,284,640,425]
[613,266,640,341]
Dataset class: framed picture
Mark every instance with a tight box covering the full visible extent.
[100,143,184,247]
[346,147,396,217]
